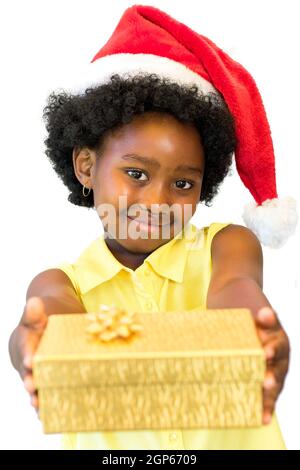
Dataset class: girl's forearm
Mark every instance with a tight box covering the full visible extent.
[206,277,272,316]
[24,294,87,316]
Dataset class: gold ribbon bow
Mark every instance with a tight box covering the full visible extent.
[85,304,143,342]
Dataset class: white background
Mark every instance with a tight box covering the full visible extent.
[0,0,299,450]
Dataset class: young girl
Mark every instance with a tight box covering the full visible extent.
[9,4,296,450]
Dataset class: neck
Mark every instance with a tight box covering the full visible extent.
[104,236,151,271]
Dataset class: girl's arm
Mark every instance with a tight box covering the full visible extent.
[207,224,290,425]
[9,269,86,410]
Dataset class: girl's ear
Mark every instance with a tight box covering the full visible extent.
[72,147,96,187]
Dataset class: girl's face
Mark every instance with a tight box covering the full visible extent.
[74,111,205,255]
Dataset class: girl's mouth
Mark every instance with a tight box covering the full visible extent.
[127,215,173,234]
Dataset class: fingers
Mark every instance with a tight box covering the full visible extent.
[30,392,39,411]
[18,327,45,377]
[23,373,35,394]
[255,307,282,332]
[254,308,290,361]
[263,377,281,425]
[9,297,47,415]
[254,309,290,426]
[23,371,40,415]
[22,368,39,413]
[24,375,39,409]
[261,329,290,405]
[15,302,48,412]
[263,366,281,425]
[264,334,290,363]
[265,359,289,393]
[17,297,49,374]
[254,308,282,345]
[262,358,289,425]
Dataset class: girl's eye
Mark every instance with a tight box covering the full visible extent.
[125,169,194,190]
[175,180,193,190]
[125,169,148,181]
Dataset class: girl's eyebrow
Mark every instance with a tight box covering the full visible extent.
[121,154,203,175]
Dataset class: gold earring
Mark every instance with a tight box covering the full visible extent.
[82,184,91,197]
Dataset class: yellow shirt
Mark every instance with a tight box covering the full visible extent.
[54,221,286,450]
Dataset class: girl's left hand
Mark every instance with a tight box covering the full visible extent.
[254,306,290,425]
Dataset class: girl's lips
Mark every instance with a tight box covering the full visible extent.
[127,215,173,233]
[127,215,171,226]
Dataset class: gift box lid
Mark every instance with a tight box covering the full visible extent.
[33,308,265,388]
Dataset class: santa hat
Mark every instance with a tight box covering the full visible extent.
[68,4,298,248]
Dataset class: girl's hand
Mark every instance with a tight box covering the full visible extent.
[254,307,290,425]
[9,296,48,412]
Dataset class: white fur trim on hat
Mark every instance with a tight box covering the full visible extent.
[242,196,298,248]
[61,53,219,96]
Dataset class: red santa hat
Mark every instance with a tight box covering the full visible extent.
[68,4,298,248]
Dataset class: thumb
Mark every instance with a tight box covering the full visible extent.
[22,296,48,331]
[21,297,48,370]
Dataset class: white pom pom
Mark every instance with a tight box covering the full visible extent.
[242,196,298,248]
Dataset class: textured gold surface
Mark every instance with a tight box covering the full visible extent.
[33,308,265,433]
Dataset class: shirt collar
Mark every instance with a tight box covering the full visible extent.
[76,222,197,294]
[144,222,195,283]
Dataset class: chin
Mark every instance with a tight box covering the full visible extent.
[103,216,180,253]
[117,235,171,254]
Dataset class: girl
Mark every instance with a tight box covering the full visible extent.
[9,4,296,450]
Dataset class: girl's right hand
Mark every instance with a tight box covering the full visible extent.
[9,296,48,411]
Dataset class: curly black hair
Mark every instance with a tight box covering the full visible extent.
[43,73,237,208]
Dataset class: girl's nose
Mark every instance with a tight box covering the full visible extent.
[137,182,171,208]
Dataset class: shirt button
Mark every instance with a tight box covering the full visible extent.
[146,301,153,310]
[169,432,178,442]
[144,268,151,277]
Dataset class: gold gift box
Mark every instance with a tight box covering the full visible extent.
[33,308,265,433]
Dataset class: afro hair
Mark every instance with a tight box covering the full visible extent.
[43,72,237,208]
